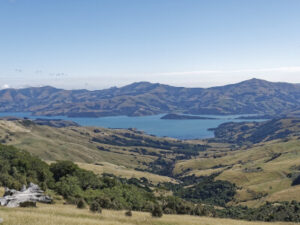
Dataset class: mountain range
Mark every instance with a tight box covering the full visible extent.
[1,78,300,117]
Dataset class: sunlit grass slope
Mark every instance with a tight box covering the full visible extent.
[0,120,176,168]
[0,119,180,184]
[0,203,298,225]
[175,137,300,206]
[76,162,177,184]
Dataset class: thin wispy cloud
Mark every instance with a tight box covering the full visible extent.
[155,67,300,76]
[15,69,22,73]
[49,72,68,77]
[35,70,43,74]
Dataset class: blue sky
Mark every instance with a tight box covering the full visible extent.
[0,0,300,89]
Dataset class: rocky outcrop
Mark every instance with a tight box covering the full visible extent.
[0,183,52,208]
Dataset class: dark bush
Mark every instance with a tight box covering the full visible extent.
[163,207,174,214]
[90,201,102,213]
[50,161,79,182]
[292,175,300,186]
[76,199,86,209]
[125,210,132,217]
[151,205,163,217]
[19,201,37,208]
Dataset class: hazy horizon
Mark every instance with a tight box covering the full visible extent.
[0,77,299,91]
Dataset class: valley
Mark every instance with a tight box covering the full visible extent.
[1,80,300,223]
[2,0,300,223]
[0,116,300,209]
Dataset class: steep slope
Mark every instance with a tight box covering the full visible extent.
[0,78,300,117]
[212,118,300,144]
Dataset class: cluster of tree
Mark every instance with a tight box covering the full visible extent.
[161,174,236,206]
[160,196,215,216]
[0,144,54,190]
[216,201,300,222]
[146,157,175,176]
[92,134,208,159]
[49,161,157,211]
[0,145,157,211]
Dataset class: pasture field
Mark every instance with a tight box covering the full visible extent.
[0,203,299,225]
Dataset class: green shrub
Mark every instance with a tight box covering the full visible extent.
[151,205,163,217]
[50,161,79,182]
[90,201,102,213]
[76,199,86,209]
[163,207,174,214]
[55,175,81,198]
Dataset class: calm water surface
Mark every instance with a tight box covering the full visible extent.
[0,112,264,139]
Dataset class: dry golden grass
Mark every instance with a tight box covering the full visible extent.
[175,138,300,206]
[0,187,4,196]
[185,167,225,177]
[0,120,164,169]
[0,203,298,225]
[265,185,300,202]
[76,162,177,184]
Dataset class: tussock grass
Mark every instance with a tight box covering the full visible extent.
[0,203,298,225]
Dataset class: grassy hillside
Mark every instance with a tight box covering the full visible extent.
[0,203,298,225]
[212,118,300,145]
[0,119,201,167]
[1,117,300,223]
[0,118,203,182]
[175,137,300,206]
[76,162,177,184]
[1,117,300,208]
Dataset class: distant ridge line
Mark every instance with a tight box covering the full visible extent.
[0,78,300,118]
